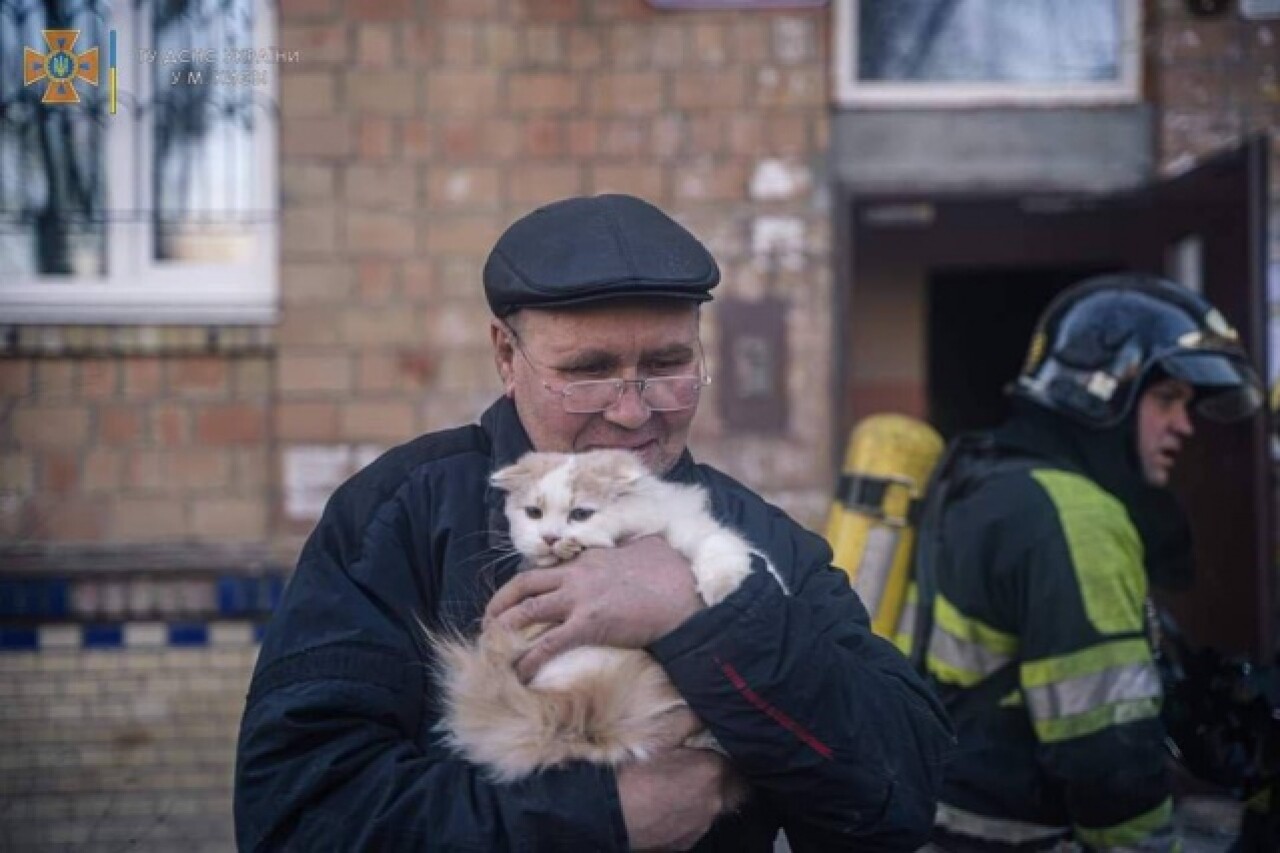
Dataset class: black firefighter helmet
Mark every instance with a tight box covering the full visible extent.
[1012,273,1263,428]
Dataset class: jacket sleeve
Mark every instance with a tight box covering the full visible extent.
[648,494,955,852]
[234,480,629,852]
[1013,471,1175,851]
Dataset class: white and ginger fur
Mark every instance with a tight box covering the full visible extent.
[431,449,758,786]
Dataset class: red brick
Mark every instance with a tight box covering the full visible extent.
[403,24,437,68]
[691,22,729,66]
[340,400,417,442]
[357,260,400,303]
[0,360,32,396]
[99,405,144,445]
[196,403,267,446]
[191,498,269,540]
[348,71,417,116]
[279,354,353,394]
[279,0,340,23]
[522,24,566,66]
[121,358,163,399]
[506,72,581,113]
[689,115,728,155]
[428,71,500,115]
[401,261,438,300]
[599,119,647,158]
[283,205,340,257]
[280,23,348,64]
[280,70,337,117]
[401,119,434,160]
[279,305,345,346]
[357,24,398,68]
[357,118,396,159]
[606,22,650,68]
[13,405,91,447]
[111,497,188,541]
[441,0,502,17]
[345,164,418,211]
[651,116,684,159]
[345,0,411,21]
[565,120,600,158]
[566,29,604,70]
[423,215,503,256]
[82,449,122,493]
[276,401,341,441]
[674,69,746,110]
[673,160,747,203]
[172,450,233,491]
[40,451,79,493]
[509,165,584,205]
[282,117,351,158]
[124,450,167,492]
[34,361,75,399]
[24,496,108,542]
[152,404,191,447]
[590,164,665,202]
[77,361,117,400]
[764,114,811,155]
[357,350,435,393]
[589,72,662,116]
[345,211,417,256]
[515,0,582,22]
[282,261,355,304]
[441,23,482,66]
[168,357,229,398]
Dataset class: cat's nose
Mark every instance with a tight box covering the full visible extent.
[542,534,559,547]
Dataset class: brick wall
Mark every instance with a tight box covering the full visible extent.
[1,352,273,546]
[0,646,255,852]
[274,0,835,542]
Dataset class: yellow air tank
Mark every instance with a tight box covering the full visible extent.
[824,414,943,640]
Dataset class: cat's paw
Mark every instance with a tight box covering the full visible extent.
[552,538,584,561]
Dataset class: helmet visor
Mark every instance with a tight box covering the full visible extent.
[1160,351,1264,422]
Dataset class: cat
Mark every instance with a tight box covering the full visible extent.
[430,448,775,788]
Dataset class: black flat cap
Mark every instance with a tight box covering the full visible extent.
[483,194,719,317]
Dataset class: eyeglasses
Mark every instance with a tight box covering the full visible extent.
[505,327,710,414]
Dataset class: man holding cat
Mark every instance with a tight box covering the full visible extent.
[236,194,953,851]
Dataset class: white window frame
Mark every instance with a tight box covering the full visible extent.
[832,0,1143,109]
[1,0,278,325]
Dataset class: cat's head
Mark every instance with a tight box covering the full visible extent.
[490,450,647,567]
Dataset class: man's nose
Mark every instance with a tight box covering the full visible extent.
[1174,404,1195,437]
[602,382,650,429]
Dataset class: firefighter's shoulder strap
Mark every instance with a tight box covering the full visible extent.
[908,432,1039,677]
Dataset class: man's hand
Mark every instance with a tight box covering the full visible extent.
[484,536,703,682]
[618,748,733,851]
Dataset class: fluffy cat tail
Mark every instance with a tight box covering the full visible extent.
[428,626,684,783]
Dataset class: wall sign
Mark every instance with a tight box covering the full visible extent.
[717,297,790,434]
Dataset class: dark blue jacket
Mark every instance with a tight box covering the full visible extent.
[235,397,952,851]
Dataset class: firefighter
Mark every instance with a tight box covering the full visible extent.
[920,274,1264,851]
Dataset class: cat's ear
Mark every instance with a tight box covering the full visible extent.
[490,452,562,492]
[593,449,647,493]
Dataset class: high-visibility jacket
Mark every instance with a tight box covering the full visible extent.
[918,426,1175,851]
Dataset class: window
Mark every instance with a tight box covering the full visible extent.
[0,0,278,324]
[833,0,1142,108]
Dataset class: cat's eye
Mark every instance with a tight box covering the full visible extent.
[568,508,595,523]
[525,507,542,520]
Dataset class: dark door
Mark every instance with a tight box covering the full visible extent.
[842,136,1272,656]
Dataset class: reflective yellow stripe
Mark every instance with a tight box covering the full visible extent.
[1022,638,1151,687]
[1022,638,1161,743]
[935,594,1017,655]
[1025,660,1161,721]
[892,583,917,655]
[927,594,1017,687]
[1031,469,1147,634]
[1075,797,1174,849]
[1032,696,1160,742]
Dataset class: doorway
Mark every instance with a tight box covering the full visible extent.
[926,265,1112,439]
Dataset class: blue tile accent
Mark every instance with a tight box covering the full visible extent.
[82,625,124,648]
[169,623,208,647]
[217,576,245,616]
[0,628,38,649]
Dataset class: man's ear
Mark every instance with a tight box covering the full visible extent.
[491,319,516,397]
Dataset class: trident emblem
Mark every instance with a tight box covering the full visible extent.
[24,29,100,104]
